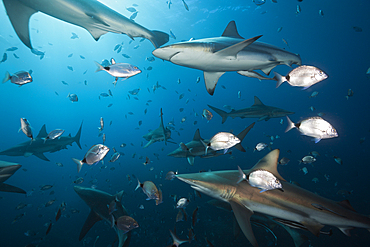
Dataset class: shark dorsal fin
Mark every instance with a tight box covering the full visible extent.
[252,96,264,106]
[193,129,202,141]
[251,149,286,181]
[337,200,356,212]
[2,0,36,49]
[221,21,244,39]
[79,210,102,241]
[36,125,48,139]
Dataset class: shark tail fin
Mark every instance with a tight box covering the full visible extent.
[234,122,255,152]
[285,116,296,133]
[2,71,10,83]
[72,158,83,173]
[0,183,26,194]
[74,121,83,149]
[207,104,228,124]
[94,61,104,72]
[150,30,170,48]
[273,72,286,88]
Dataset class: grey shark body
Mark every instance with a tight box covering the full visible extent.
[0,122,82,161]
[143,109,174,148]
[168,122,254,165]
[2,0,169,49]
[176,149,370,247]
[208,96,294,124]
[152,21,301,95]
[0,160,26,194]
[74,186,130,247]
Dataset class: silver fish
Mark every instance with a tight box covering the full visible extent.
[203,132,240,154]
[300,155,316,164]
[19,118,33,140]
[98,117,104,132]
[2,71,32,86]
[72,144,109,172]
[246,169,283,193]
[44,129,65,142]
[254,143,267,152]
[176,198,189,208]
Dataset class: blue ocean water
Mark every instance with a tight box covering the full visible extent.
[0,0,370,246]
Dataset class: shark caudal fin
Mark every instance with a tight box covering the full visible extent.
[72,158,83,173]
[149,30,170,48]
[2,71,10,83]
[0,183,26,194]
[74,121,83,149]
[234,122,255,152]
[207,105,228,124]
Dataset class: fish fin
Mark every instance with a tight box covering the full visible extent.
[259,189,267,193]
[221,21,244,39]
[251,149,286,181]
[2,71,10,83]
[72,158,83,173]
[187,156,195,166]
[252,96,264,106]
[79,210,102,241]
[338,227,353,236]
[170,229,189,246]
[0,183,26,194]
[229,200,258,247]
[203,71,225,96]
[301,86,311,90]
[2,0,36,49]
[313,138,321,143]
[261,64,278,76]
[207,105,228,124]
[273,72,286,88]
[234,123,255,152]
[135,178,141,191]
[143,139,155,148]
[285,116,296,133]
[33,152,50,161]
[223,149,229,154]
[236,166,246,184]
[215,35,262,57]
[94,61,104,72]
[74,121,83,149]
[36,124,48,138]
[279,224,309,247]
[337,200,356,212]
[300,220,324,237]
[149,30,170,48]
[114,190,125,202]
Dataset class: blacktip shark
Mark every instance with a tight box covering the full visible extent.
[74,186,131,247]
[152,20,301,95]
[2,0,169,49]
[142,108,176,148]
[0,160,26,194]
[168,122,255,165]
[0,122,82,161]
[176,149,370,247]
[208,96,294,124]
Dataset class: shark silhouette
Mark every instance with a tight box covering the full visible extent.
[2,0,169,49]
[142,108,175,148]
[176,149,370,247]
[0,160,26,194]
[152,21,301,95]
[74,186,131,247]
[0,122,82,161]
[208,96,294,124]
[168,122,254,165]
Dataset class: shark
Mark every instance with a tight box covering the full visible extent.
[74,186,131,247]
[0,160,26,194]
[2,0,169,49]
[152,20,301,95]
[0,122,82,161]
[208,96,294,124]
[142,108,175,148]
[168,122,254,165]
[176,149,370,247]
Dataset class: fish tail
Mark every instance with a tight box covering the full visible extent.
[207,104,228,124]
[73,121,83,149]
[149,30,170,48]
[234,122,255,152]
[135,178,141,191]
[72,158,83,173]
[273,72,286,88]
[2,71,10,83]
[285,116,295,133]
[94,61,104,72]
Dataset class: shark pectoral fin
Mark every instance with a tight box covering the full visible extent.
[187,156,195,166]
[338,227,354,236]
[24,152,33,157]
[3,0,36,49]
[261,64,278,75]
[280,224,309,247]
[79,210,102,241]
[0,183,26,194]
[229,200,258,247]
[215,35,262,57]
[258,116,268,121]
[143,140,155,148]
[300,220,324,237]
[203,71,225,96]
[33,153,50,161]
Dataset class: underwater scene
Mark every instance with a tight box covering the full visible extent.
[0,0,370,246]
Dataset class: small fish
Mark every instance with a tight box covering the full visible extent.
[80,55,85,59]
[24,230,37,237]
[73,177,84,184]
[130,11,138,20]
[146,56,155,62]
[254,143,267,152]
[72,144,110,172]
[274,65,328,89]
[309,91,319,98]
[6,47,18,51]
[156,188,163,205]
[277,27,283,32]
[202,132,240,154]
[143,156,150,165]
[192,207,199,227]
[135,179,159,201]
[165,171,178,180]
[278,157,290,165]
[176,209,184,222]
[296,5,301,14]
[116,216,139,233]
[353,26,362,32]
[170,29,176,39]
[68,53,73,58]
[309,151,320,157]
[122,53,131,58]
[19,118,33,140]
[2,71,32,86]
[44,129,65,142]
[55,208,62,221]
[176,198,189,208]
[1,53,7,63]
[61,80,68,85]
[67,93,78,102]
[67,66,73,71]
[319,9,324,16]
[202,109,213,121]
[40,185,53,190]
[45,222,53,235]
[300,155,316,164]
[126,7,137,12]
[245,169,283,193]
[181,0,189,11]
[98,117,104,132]
[312,177,319,183]
[346,89,354,100]
[286,116,338,143]
[333,156,343,165]
[71,32,79,39]
[196,77,200,83]
[179,93,185,100]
